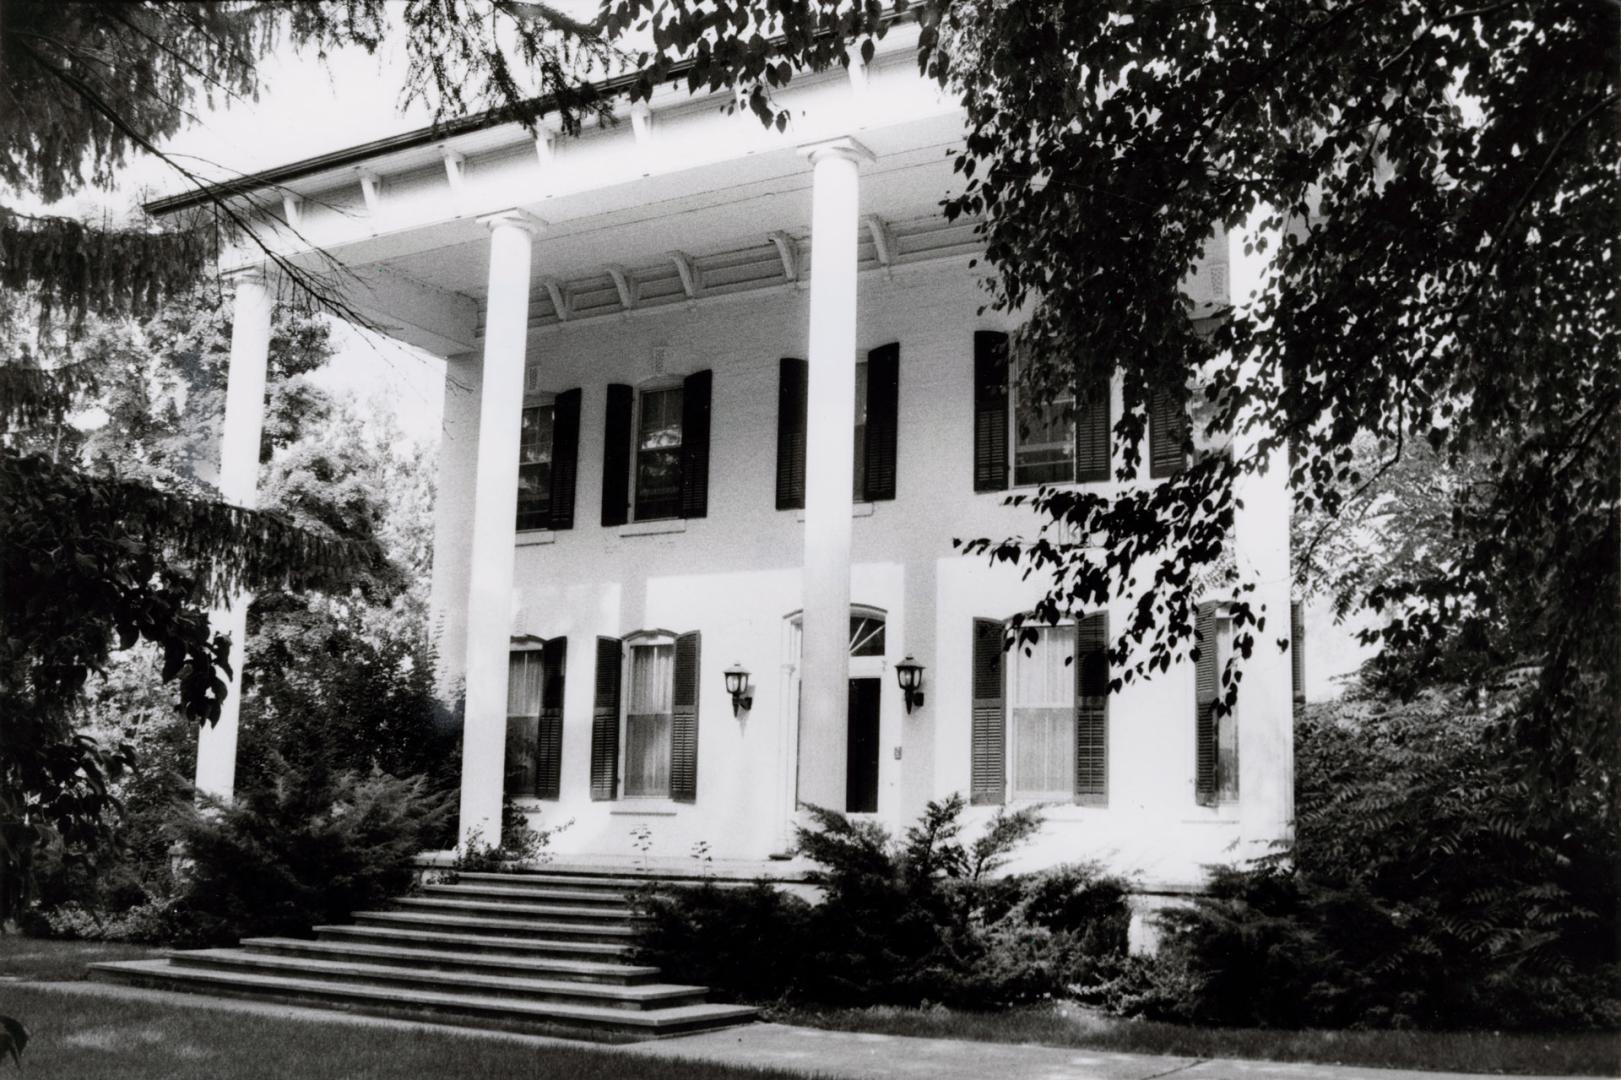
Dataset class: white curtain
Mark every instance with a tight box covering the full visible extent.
[626,644,674,796]
[1010,626,1075,799]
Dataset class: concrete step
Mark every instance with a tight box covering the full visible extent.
[165,949,707,1010]
[352,910,639,944]
[420,883,632,908]
[392,896,642,925]
[240,937,659,984]
[449,871,661,893]
[313,924,636,960]
[89,959,757,1041]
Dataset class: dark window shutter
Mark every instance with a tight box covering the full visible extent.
[970,618,1006,805]
[534,637,566,800]
[548,388,581,530]
[1075,375,1111,483]
[973,331,1010,492]
[1075,612,1109,805]
[1149,387,1188,479]
[776,357,808,511]
[590,636,622,800]
[680,370,712,519]
[1291,600,1306,708]
[1194,603,1219,806]
[601,384,633,527]
[863,343,899,501]
[670,631,701,803]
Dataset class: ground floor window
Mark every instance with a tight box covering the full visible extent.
[1009,624,1077,799]
[624,640,674,797]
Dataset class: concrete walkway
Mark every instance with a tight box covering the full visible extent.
[20,982,1589,1080]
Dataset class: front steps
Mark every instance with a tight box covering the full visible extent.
[88,869,758,1041]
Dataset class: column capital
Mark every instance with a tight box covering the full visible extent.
[798,135,876,167]
[477,208,546,236]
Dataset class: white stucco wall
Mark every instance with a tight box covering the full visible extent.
[428,256,1290,888]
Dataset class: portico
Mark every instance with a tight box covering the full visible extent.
[162,26,1293,887]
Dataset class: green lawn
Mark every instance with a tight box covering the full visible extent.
[772,1003,1621,1077]
[0,985,811,1080]
[0,936,159,982]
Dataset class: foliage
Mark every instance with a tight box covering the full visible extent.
[1097,688,1621,1031]
[163,763,452,947]
[638,796,1130,1009]
[596,0,1620,827]
[451,797,568,873]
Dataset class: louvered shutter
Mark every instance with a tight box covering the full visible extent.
[590,636,622,800]
[549,389,581,530]
[970,618,1006,805]
[670,631,701,803]
[973,331,1010,492]
[1290,600,1306,708]
[776,357,808,510]
[680,370,712,519]
[1149,387,1188,479]
[864,343,899,501]
[601,384,633,527]
[1075,612,1109,805]
[535,637,566,800]
[1076,375,1111,483]
[1194,603,1219,806]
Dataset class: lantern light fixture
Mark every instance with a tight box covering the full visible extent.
[723,663,753,716]
[894,656,925,713]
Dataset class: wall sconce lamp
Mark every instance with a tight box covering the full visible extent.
[894,656,925,713]
[723,663,753,716]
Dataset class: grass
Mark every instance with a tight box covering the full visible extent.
[0,935,159,982]
[0,986,810,1080]
[771,1002,1621,1077]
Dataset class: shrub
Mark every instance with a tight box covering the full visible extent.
[1105,687,1621,1032]
[451,797,570,874]
[162,760,452,946]
[636,796,1133,1009]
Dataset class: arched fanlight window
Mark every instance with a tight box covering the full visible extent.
[785,605,887,661]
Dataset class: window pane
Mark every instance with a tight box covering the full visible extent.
[638,388,684,450]
[1013,367,1076,485]
[507,651,543,716]
[1010,626,1076,798]
[636,389,684,519]
[520,405,555,464]
[624,713,672,797]
[849,615,885,657]
[516,406,555,530]
[629,644,674,713]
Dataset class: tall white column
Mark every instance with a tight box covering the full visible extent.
[796,137,873,812]
[457,211,538,848]
[1234,399,1295,849]
[195,267,273,801]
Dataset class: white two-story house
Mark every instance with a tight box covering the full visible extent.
[153,28,1298,892]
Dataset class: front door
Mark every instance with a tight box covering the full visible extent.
[846,678,881,813]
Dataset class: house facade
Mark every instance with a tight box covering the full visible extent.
[156,27,1296,890]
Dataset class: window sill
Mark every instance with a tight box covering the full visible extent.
[609,800,684,816]
[793,502,875,522]
[619,519,687,538]
[516,530,556,547]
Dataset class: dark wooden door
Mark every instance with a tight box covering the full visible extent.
[846,678,881,813]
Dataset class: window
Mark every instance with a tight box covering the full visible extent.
[1009,625,1077,799]
[516,404,554,531]
[1194,603,1238,805]
[1012,377,1076,487]
[635,387,684,520]
[1213,613,1239,802]
[1010,361,1110,486]
[624,640,674,797]
[775,345,898,510]
[506,648,545,796]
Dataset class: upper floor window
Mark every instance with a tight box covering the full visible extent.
[636,386,684,521]
[975,331,1110,490]
[775,344,899,510]
[516,402,555,531]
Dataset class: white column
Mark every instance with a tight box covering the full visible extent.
[457,211,538,848]
[195,268,273,801]
[1234,402,1295,850]
[796,137,874,812]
